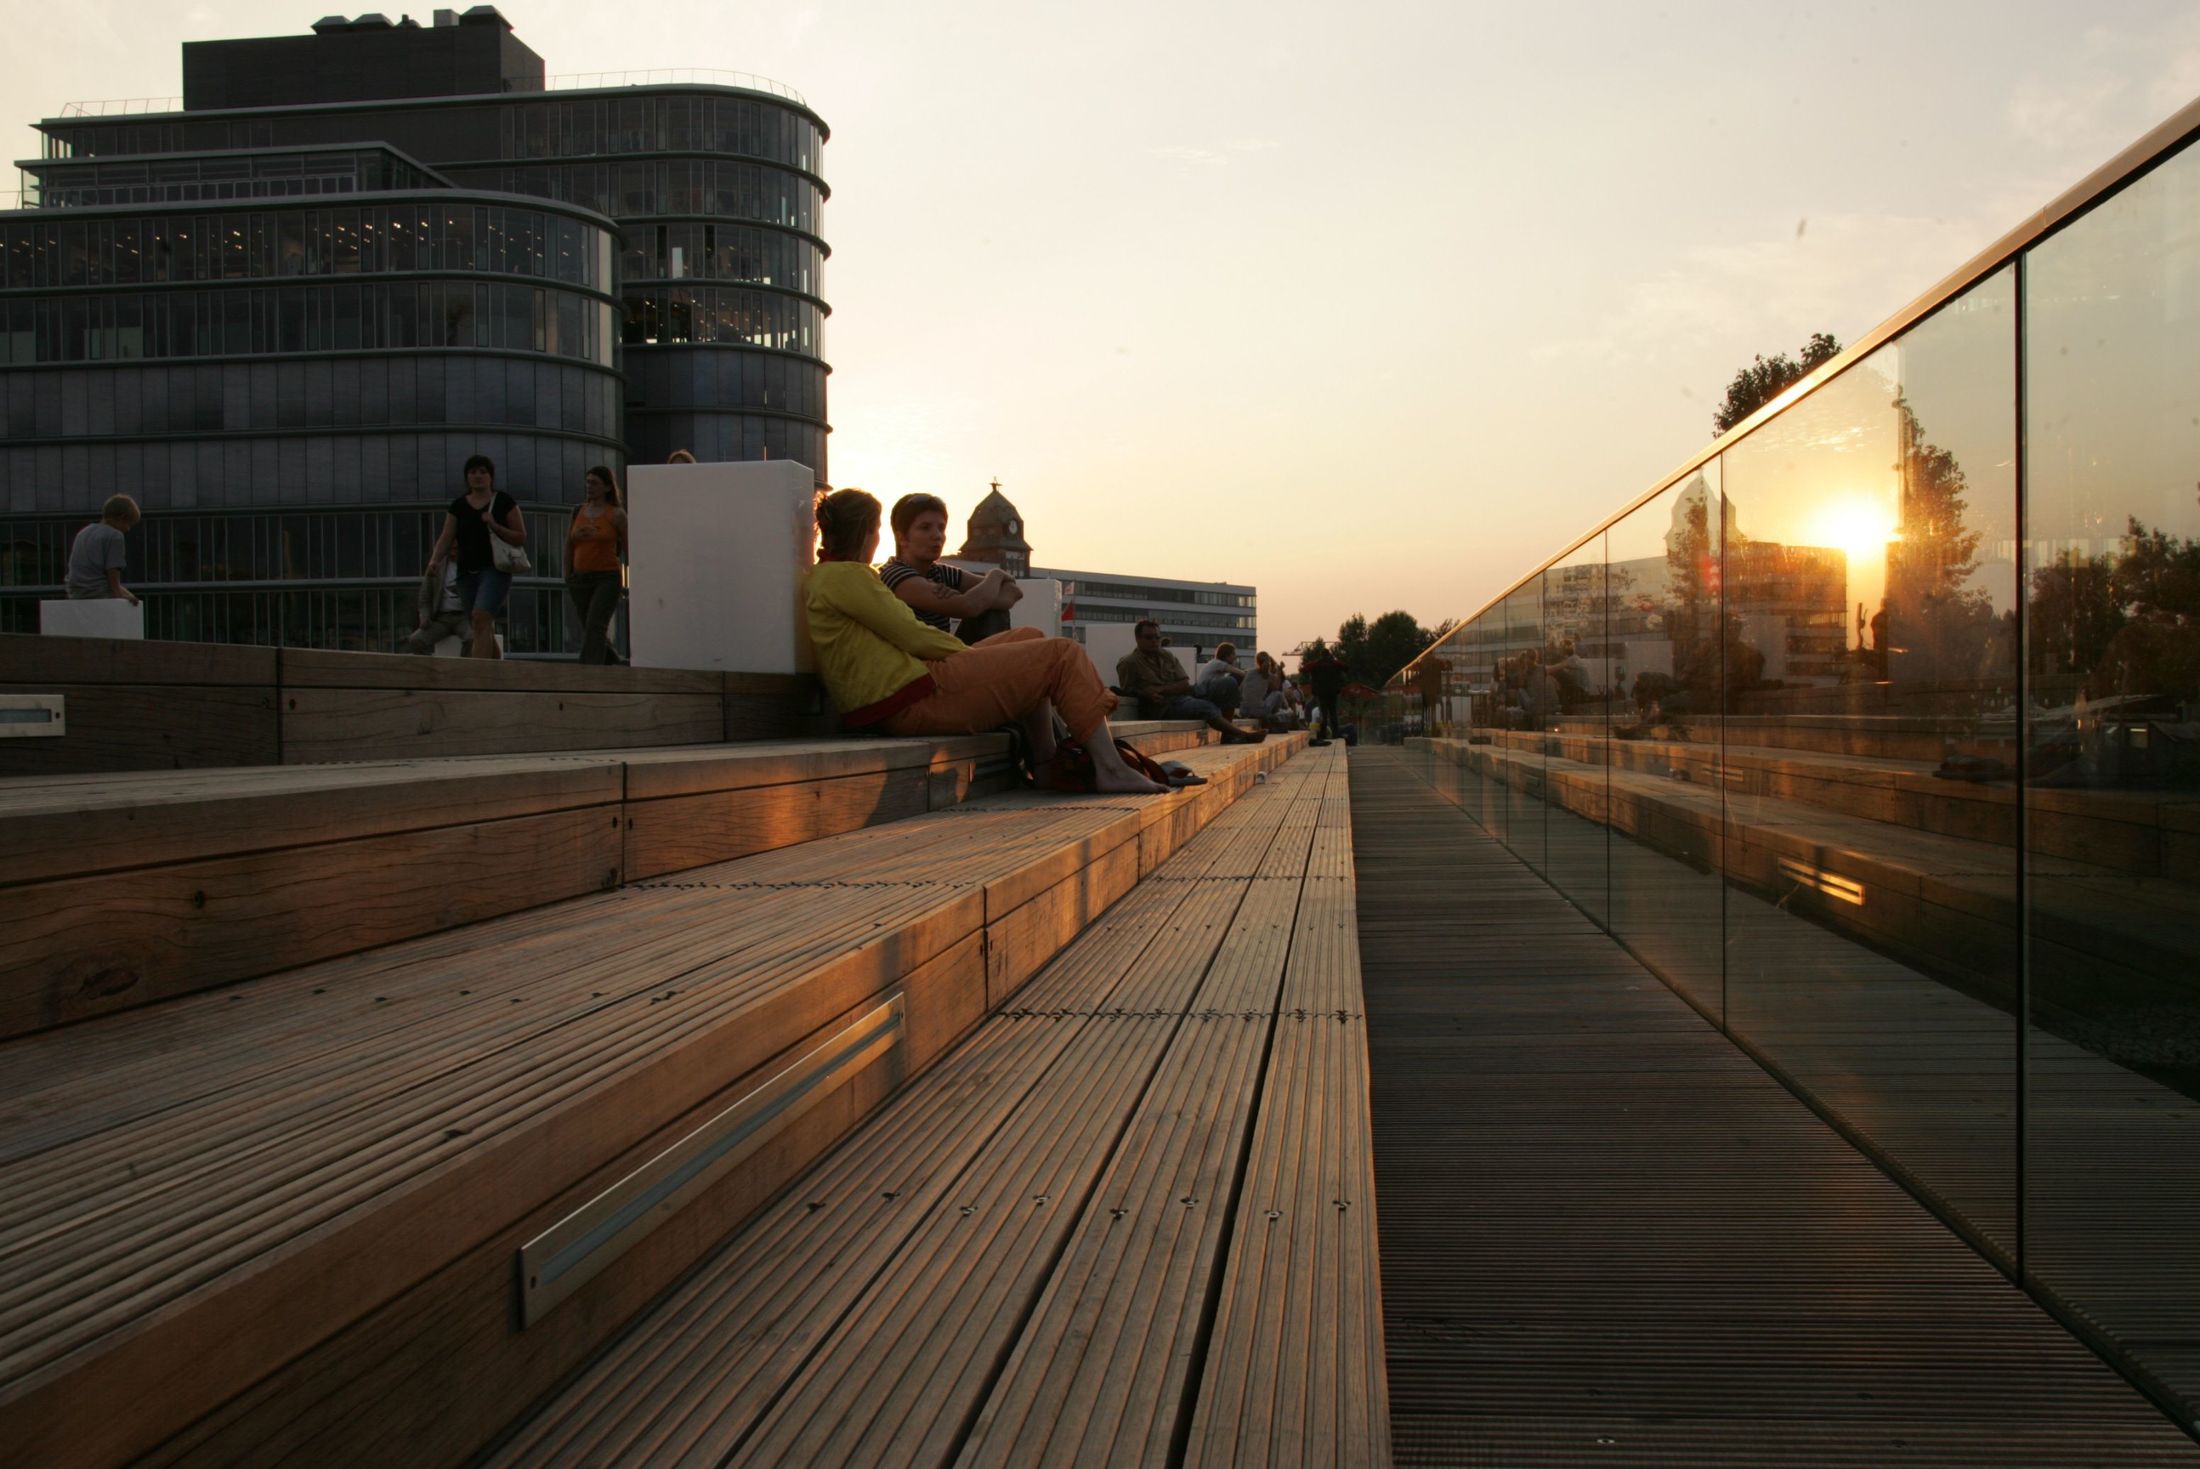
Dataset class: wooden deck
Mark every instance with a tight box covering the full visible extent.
[0,734,1300,1468]
[1351,748,2199,1467]
[475,742,1387,1469]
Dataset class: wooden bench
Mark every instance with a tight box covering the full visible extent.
[0,721,1225,1039]
[0,734,1302,1469]
[472,743,1388,1469]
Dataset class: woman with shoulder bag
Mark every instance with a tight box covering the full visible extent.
[566,465,628,664]
[426,453,526,660]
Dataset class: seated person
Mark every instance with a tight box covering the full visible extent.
[1241,651,1300,729]
[805,489,1161,794]
[400,562,471,655]
[1192,642,1246,716]
[879,492,1023,645]
[1116,619,1263,744]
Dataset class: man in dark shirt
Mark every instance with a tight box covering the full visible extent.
[1306,647,1349,743]
[879,493,1022,642]
[1115,620,1260,743]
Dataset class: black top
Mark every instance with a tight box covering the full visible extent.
[448,490,518,573]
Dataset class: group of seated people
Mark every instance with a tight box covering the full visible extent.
[803,488,1281,795]
[1116,630,1305,736]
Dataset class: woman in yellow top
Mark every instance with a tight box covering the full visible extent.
[806,489,1163,794]
[565,465,628,664]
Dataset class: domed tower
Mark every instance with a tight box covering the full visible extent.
[958,480,1032,576]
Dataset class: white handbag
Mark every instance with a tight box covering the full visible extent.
[489,501,532,574]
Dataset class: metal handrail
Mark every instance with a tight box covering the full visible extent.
[544,70,807,106]
[57,97,184,117]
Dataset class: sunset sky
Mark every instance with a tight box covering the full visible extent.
[9,0,2200,659]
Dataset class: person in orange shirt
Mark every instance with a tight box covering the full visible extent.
[565,465,628,664]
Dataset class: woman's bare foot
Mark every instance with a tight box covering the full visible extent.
[1084,726,1166,794]
[1092,761,1165,794]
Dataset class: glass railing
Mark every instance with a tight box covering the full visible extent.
[1390,98,2200,1433]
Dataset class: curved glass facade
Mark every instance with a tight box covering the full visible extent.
[7,32,830,656]
[1390,119,2200,1430]
[0,187,624,651]
[38,82,834,493]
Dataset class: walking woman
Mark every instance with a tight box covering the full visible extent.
[426,454,525,660]
[805,489,1163,794]
[566,465,627,664]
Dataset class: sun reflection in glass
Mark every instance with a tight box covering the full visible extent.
[1808,496,1902,564]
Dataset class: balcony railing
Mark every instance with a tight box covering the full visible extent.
[544,70,807,106]
[56,97,184,117]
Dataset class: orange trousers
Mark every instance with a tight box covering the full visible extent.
[882,628,1112,739]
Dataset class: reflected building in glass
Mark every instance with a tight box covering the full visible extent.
[1391,106,2200,1434]
[0,8,829,653]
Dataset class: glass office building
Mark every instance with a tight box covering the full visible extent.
[0,8,829,653]
[1388,101,2200,1432]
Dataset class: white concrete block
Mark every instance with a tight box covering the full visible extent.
[40,599,144,640]
[625,459,816,674]
[1009,577,1063,638]
[1081,622,1138,688]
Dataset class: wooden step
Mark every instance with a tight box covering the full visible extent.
[0,736,1300,1469]
[473,745,1388,1468]
[0,721,1232,1039]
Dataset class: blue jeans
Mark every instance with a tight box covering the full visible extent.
[1191,674,1240,716]
[458,567,512,614]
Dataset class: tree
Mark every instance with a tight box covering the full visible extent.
[1711,332,1840,436]
[1328,609,1439,687]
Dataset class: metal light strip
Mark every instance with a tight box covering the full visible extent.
[1776,856,1866,906]
[519,992,905,1326]
[0,696,64,737]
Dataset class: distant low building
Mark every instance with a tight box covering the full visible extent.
[936,482,1259,659]
[1038,566,1258,663]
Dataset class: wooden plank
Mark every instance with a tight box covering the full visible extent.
[0,633,277,686]
[986,840,1142,1009]
[279,688,725,762]
[277,647,724,697]
[0,684,281,776]
[0,805,625,1040]
[623,768,932,881]
[961,887,1300,1465]
[726,1016,1184,1467]
[0,760,623,888]
[619,740,937,801]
